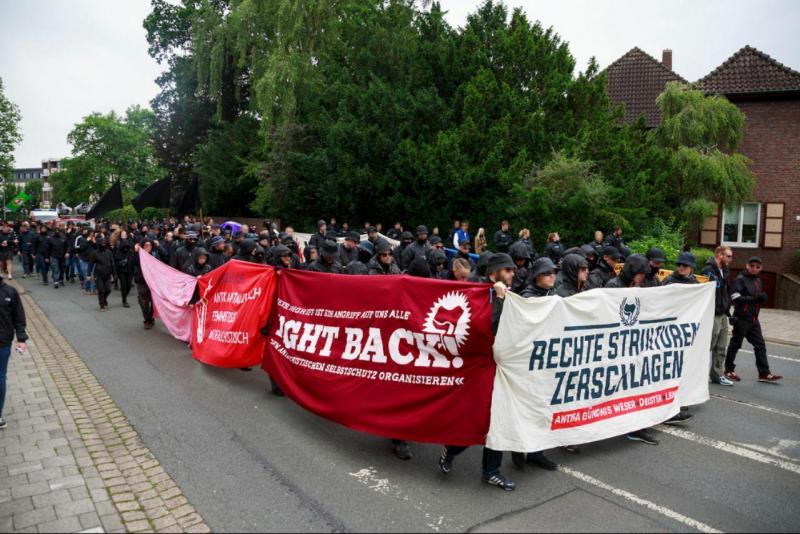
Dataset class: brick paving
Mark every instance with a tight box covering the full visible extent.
[0,282,210,533]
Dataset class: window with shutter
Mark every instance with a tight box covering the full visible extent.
[762,202,784,249]
[701,204,720,246]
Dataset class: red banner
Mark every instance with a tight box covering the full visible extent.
[262,270,497,445]
[192,260,277,368]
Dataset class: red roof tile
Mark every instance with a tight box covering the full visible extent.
[605,47,687,127]
[699,45,800,95]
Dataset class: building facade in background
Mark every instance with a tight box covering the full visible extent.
[606,45,800,307]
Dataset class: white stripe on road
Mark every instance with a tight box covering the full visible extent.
[739,348,800,363]
[711,393,800,421]
[349,467,460,532]
[559,466,722,533]
[654,424,800,475]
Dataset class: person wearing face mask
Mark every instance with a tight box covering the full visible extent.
[89,239,116,311]
[113,234,135,308]
[171,231,200,273]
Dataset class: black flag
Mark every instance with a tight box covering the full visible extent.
[85,181,123,220]
[131,177,171,212]
[177,176,200,216]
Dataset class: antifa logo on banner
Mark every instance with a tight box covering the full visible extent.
[421,291,471,368]
[619,297,641,327]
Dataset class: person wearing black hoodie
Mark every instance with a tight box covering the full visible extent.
[307,240,342,274]
[400,226,430,271]
[45,228,68,288]
[427,249,448,280]
[587,246,621,289]
[89,239,116,311]
[642,247,666,288]
[508,241,531,294]
[233,239,258,262]
[186,248,213,277]
[113,238,135,308]
[556,254,589,297]
[207,236,228,269]
[367,241,401,275]
[337,232,360,268]
[171,232,200,274]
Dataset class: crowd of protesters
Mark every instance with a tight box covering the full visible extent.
[0,214,782,491]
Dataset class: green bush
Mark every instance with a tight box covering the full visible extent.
[627,218,685,269]
[689,247,714,271]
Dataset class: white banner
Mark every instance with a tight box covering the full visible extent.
[487,283,714,452]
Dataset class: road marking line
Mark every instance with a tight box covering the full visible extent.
[732,440,800,463]
[558,466,722,533]
[711,394,800,420]
[738,349,800,363]
[349,467,460,531]
[654,424,800,475]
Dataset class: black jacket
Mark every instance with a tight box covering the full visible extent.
[337,244,359,267]
[400,240,428,271]
[89,247,117,277]
[307,258,343,274]
[543,241,564,264]
[521,284,556,299]
[17,230,35,254]
[641,266,662,288]
[0,231,17,254]
[493,230,513,254]
[604,234,626,256]
[113,242,135,273]
[367,257,401,275]
[78,237,95,262]
[0,279,28,347]
[586,260,615,289]
[172,243,199,273]
[730,271,766,320]
[45,234,68,259]
[32,232,51,255]
[208,249,228,269]
[662,272,698,285]
[701,257,731,316]
[556,254,586,297]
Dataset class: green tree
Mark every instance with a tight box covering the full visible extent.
[0,77,23,182]
[23,179,42,211]
[54,106,164,206]
[655,82,755,229]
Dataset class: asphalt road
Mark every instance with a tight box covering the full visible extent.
[17,275,800,533]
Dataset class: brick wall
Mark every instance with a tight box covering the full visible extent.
[729,96,800,302]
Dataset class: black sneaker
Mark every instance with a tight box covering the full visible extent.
[123,302,130,308]
[527,451,558,471]
[663,411,693,425]
[511,452,525,470]
[54,282,59,289]
[271,385,285,397]
[0,418,6,429]
[438,448,453,474]
[43,281,48,286]
[392,440,413,461]
[482,472,515,491]
[627,429,659,445]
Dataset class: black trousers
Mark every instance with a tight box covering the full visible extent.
[119,272,132,303]
[444,446,503,476]
[96,274,112,307]
[725,317,770,375]
[136,283,153,323]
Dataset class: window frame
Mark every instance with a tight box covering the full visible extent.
[721,202,761,248]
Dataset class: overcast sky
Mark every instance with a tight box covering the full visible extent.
[2,0,799,168]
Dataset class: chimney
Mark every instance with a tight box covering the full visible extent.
[662,49,673,70]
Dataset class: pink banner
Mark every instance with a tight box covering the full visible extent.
[139,249,197,342]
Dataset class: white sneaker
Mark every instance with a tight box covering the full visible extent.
[716,376,734,386]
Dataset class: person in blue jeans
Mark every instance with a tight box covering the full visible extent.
[0,275,29,429]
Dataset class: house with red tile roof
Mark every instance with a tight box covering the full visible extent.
[605,45,800,308]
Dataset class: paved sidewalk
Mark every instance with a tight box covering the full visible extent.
[1,282,209,533]
[760,308,800,346]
